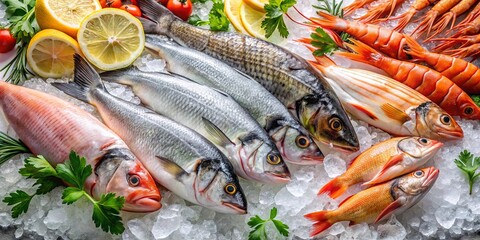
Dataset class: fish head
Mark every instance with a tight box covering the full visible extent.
[195,158,247,214]
[239,135,290,183]
[270,124,324,165]
[296,94,359,153]
[398,137,443,161]
[392,167,439,204]
[415,102,463,140]
[96,149,161,213]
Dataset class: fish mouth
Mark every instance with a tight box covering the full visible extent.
[422,167,440,188]
[437,129,464,140]
[424,141,444,156]
[124,194,162,212]
[222,202,247,214]
[266,172,291,183]
[314,138,359,154]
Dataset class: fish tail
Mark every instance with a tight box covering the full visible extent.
[51,54,104,103]
[318,177,348,199]
[137,0,175,34]
[337,39,382,65]
[304,211,334,236]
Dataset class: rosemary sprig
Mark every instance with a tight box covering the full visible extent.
[0,131,30,165]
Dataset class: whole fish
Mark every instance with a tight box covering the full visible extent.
[0,81,161,212]
[136,0,359,153]
[119,35,323,165]
[319,137,442,199]
[308,56,464,141]
[53,55,247,214]
[306,167,439,237]
[98,68,290,184]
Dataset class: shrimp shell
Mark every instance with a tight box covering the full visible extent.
[427,0,479,40]
[445,43,480,59]
[355,0,407,23]
[412,0,462,38]
[378,0,436,32]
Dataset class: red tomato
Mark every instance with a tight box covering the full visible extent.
[120,4,142,17]
[130,0,137,4]
[100,0,123,8]
[166,0,192,21]
[0,29,16,53]
[157,0,168,5]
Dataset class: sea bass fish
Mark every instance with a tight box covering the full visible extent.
[98,68,290,184]
[53,55,247,214]
[114,35,323,165]
[0,81,161,212]
[308,56,464,141]
[136,0,359,153]
[306,167,439,237]
[319,137,442,199]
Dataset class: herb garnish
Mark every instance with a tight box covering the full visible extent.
[454,150,480,195]
[261,0,296,38]
[248,207,289,240]
[0,131,30,165]
[188,0,230,31]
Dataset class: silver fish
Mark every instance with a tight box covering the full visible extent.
[53,55,247,214]
[137,0,359,153]
[98,68,290,184]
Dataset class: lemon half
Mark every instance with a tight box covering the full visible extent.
[35,0,101,38]
[240,2,267,39]
[77,9,145,71]
[225,0,249,34]
[243,0,268,12]
[27,29,81,78]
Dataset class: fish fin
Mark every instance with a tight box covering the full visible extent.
[202,117,235,147]
[51,54,104,103]
[363,154,404,187]
[138,17,160,34]
[351,103,378,120]
[381,103,410,123]
[338,195,353,207]
[375,199,403,223]
[137,0,177,34]
[304,211,334,237]
[318,177,349,199]
[156,156,188,180]
[336,39,383,66]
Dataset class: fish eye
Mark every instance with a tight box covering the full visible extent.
[329,118,342,131]
[128,174,140,187]
[414,170,424,178]
[418,138,428,144]
[224,183,237,195]
[295,135,310,148]
[267,153,281,165]
[464,107,474,115]
[440,114,451,124]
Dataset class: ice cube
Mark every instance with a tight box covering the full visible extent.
[435,206,457,229]
[323,153,346,178]
[128,219,154,240]
[377,216,407,240]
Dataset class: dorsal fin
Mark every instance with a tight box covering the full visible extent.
[338,195,354,207]
[202,117,234,147]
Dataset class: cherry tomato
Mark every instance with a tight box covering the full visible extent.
[130,0,137,4]
[100,0,123,8]
[166,0,192,21]
[120,4,142,17]
[0,29,16,53]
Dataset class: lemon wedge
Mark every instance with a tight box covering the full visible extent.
[225,0,249,33]
[240,2,267,39]
[27,29,81,78]
[243,0,268,12]
[35,0,101,38]
[77,9,145,71]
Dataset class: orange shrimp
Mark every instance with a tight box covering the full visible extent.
[455,2,480,29]
[433,17,480,52]
[337,39,480,120]
[343,0,376,16]
[404,35,480,94]
[427,0,479,40]
[445,43,480,59]
[355,0,407,23]
[412,0,462,39]
[379,0,436,32]
[310,12,409,60]
[431,33,480,51]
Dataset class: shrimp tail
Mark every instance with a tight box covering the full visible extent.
[304,211,335,237]
[317,177,349,199]
[403,35,427,59]
[336,39,383,65]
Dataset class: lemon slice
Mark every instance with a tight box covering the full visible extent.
[77,9,145,71]
[27,29,81,78]
[225,0,249,33]
[35,0,101,38]
[240,2,267,39]
[243,0,268,12]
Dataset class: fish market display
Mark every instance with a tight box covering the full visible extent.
[319,137,442,198]
[307,56,464,140]
[306,167,440,236]
[137,0,360,153]
[338,39,480,120]
[99,68,290,184]
[54,55,247,214]
[0,81,161,212]
[144,35,323,165]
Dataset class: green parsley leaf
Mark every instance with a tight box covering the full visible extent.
[209,0,230,31]
[454,150,480,194]
[248,207,289,240]
[92,193,126,235]
[56,151,92,189]
[0,131,30,165]
[191,0,209,3]
[310,27,338,56]
[19,156,57,178]
[261,0,296,38]
[2,190,33,218]
[188,14,209,26]
[34,177,63,195]
[272,219,289,237]
[62,187,85,205]
[471,95,480,107]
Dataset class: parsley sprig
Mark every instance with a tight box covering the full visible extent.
[261,0,296,38]
[188,0,230,31]
[455,150,480,195]
[248,207,289,240]
[3,151,126,234]
[471,95,480,107]
[0,0,40,84]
